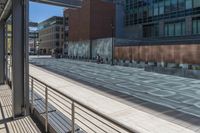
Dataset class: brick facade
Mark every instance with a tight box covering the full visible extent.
[64,0,115,41]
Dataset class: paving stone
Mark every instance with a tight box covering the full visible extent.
[29,58,200,119]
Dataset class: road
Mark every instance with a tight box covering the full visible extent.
[29,57,200,120]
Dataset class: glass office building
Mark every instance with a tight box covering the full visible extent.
[125,0,200,38]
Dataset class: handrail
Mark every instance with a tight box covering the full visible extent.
[29,75,138,133]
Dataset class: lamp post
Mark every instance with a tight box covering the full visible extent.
[111,20,115,66]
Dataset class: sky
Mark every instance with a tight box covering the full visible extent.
[29,2,64,23]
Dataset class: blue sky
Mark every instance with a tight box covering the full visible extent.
[29,2,64,23]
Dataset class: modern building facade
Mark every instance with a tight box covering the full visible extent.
[38,16,64,55]
[29,30,39,54]
[124,0,200,38]
[29,22,39,54]
[114,0,200,67]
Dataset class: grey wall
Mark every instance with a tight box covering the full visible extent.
[92,38,112,60]
[124,24,143,39]
[68,40,90,58]
[67,38,113,60]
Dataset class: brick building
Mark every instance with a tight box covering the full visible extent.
[64,0,115,60]
[64,0,115,41]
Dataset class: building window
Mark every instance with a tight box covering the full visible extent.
[165,0,171,13]
[164,20,185,36]
[192,18,200,34]
[143,24,159,38]
[193,0,200,8]
[125,0,197,26]
[56,42,60,47]
[171,0,178,11]
[168,23,174,36]
[55,26,60,31]
[186,0,192,9]
[159,1,164,15]
[153,3,159,16]
[148,6,153,17]
[178,0,185,10]
[56,34,60,39]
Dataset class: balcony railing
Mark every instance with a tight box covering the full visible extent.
[29,75,137,133]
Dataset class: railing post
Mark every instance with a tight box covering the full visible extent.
[8,64,9,81]
[71,102,75,133]
[31,78,34,113]
[45,86,48,133]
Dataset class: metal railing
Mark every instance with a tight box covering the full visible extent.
[29,75,137,133]
[6,58,12,86]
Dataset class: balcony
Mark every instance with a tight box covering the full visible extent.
[0,85,41,133]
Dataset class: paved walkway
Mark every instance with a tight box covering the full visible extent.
[30,63,198,133]
[29,58,200,118]
[0,85,41,133]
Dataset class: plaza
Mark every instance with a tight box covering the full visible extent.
[29,57,200,132]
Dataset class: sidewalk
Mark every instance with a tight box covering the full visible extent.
[29,64,196,133]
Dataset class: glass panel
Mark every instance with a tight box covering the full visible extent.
[159,1,164,15]
[168,23,174,36]
[185,0,192,9]
[171,0,178,11]
[164,24,168,36]
[148,6,153,17]
[192,20,197,34]
[193,0,200,8]
[165,0,171,13]
[138,7,143,19]
[154,3,159,16]
[178,0,185,10]
[198,20,200,34]
[175,22,181,36]
[143,6,148,18]
[182,21,186,35]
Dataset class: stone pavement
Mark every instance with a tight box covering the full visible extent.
[29,58,200,131]
[29,64,197,133]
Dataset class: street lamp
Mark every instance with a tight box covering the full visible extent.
[111,19,115,66]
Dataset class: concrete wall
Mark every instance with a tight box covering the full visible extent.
[68,40,90,58]
[92,38,112,60]
[67,38,112,60]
